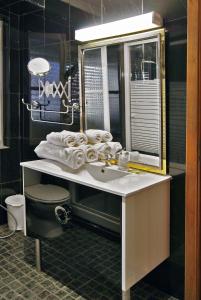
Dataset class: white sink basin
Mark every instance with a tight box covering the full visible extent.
[85,162,128,182]
[21,159,171,197]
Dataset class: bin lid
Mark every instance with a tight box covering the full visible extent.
[25,184,70,203]
[5,194,25,207]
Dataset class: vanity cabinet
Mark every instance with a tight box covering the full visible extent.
[71,184,121,233]
[21,159,170,300]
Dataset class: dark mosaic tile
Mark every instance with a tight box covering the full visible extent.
[12,296,25,300]
[9,280,23,290]
[38,290,53,299]
[1,276,16,285]
[0,224,178,300]
[55,288,70,298]
[0,285,11,295]
[64,296,77,300]
[46,294,60,300]
[17,289,35,299]
[4,290,19,299]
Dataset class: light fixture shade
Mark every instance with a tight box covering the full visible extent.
[75,12,163,42]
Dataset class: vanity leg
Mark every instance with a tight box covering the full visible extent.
[122,289,131,300]
[35,239,41,272]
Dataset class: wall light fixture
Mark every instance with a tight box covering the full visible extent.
[75,12,163,42]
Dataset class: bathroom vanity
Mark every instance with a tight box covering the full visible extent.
[21,159,171,300]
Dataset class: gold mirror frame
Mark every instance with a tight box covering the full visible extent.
[78,29,166,175]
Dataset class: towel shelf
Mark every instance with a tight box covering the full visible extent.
[21,98,80,126]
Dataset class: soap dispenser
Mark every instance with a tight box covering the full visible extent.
[118,151,129,171]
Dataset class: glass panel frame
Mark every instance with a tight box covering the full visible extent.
[78,29,166,174]
[83,47,110,131]
[124,36,162,168]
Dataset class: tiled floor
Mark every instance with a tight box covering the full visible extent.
[0,224,178,300]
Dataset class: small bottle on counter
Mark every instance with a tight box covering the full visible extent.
[118,151,129,171]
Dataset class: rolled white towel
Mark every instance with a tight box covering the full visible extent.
[34,141,85,169]
[106,142,122,157]
[85,129,113,143]
[35,141,64,160]
[98,130,113,142]
[85,129,102,144]
[46,131,76,147]
[73,132,88,146]
[79,145,98,162]
[63,147,85,169]
[93,143,112,160]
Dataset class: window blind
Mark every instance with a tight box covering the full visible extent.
[130,79,160,155]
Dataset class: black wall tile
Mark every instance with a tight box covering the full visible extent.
[0,0,21,9]
[0,139,21,183]
[166,18,187,165]
[143,0,187,21]
[0,180,21,224]
[9,13,20,49]
[102,0,142,23]
[26,0,45,8]
[0,8,21,193]
[70,0,101,30]
[4,93,21,139]
[144,171,185,299]
[20,10,45,49]
[0,0,43,15]
[21,137,38,161]
[9,49,20,93]
[2,14,10,50]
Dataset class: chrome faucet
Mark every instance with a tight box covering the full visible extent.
[104,153,112,167]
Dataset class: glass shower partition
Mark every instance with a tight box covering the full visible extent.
[83,47,110,131]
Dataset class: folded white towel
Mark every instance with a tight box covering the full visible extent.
[79,145,98,162]
[106,142,122,156]
[34,141,85,169]
[93,143,112,159]
[85,129,102,144]
[85,129,113,144]
[46,131,76,147]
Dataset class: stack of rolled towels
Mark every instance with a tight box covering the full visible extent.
[34,129,122,170]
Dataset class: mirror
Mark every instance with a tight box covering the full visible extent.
[79,29,166,174]
[124,37,162,169]
[82,44,123,142]
[27,57,51,76]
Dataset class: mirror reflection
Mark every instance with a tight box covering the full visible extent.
[84,48,105,129]
[79,30,166,174]
[27,57,51,76]
[124,38,161,167]
[83,45,122,142]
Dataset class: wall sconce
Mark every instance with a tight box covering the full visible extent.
[75,11,163,42]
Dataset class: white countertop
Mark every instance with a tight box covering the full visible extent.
[20,159,171,197]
